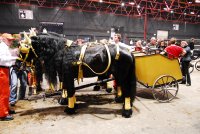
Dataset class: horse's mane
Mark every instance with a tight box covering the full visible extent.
[37,32,66,41]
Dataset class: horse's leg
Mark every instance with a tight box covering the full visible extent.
[113,76,123,103]
[94,75,113,93]
[63,72,76,115]
[35,60,43,93]
[121,62,136,118]
[58,88,68,105]
[114,84,124,103]
[58,66,68,105]
[93,77,101,91]
[105,74,113,93]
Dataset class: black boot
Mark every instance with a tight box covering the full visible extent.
[28,87,32,96]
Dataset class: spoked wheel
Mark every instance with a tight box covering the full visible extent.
[189,63,194,73]
[195,60,200,71]
[152,75,179,102]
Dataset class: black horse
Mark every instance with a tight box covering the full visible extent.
[31,32,136,118]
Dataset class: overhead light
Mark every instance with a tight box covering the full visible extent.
[188,2,192,4]
[195,0,200,3]
[99,0,103,3]
[170,10,174,14]
[121,2,125,7]
[137,5,140,8]
[163,7,170,11]
[190,11,195,14]
[129,2,135,5]
[184,13,187,15]
[198,15,200,17]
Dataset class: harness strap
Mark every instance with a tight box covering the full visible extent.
[82,44,111,75]
[77,44,88,84]
[31,46,38,58]
[76,44,112,84]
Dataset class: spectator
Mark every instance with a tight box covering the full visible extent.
[0,33,18,121]
[113,33,133,50]
[157,40,166,52]
[76,39,84,45]
[180,41,192,86]
[145,37,158,54]
[147,37,157,48]
[163,37,186,59]
[188,38,195,50]
[135,40,143,51]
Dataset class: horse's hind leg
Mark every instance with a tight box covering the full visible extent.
[58,76,68,105]
[121,64,136,118]
[94,75,113,93]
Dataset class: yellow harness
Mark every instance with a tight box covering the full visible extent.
[75,43,112,84]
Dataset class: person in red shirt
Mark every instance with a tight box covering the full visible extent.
[163,38,186,59]
[135,40,143,51]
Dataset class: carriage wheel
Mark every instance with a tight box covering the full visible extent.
[152,75,179,102]
[195,60,200,71]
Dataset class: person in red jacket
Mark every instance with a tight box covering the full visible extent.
[163,37,186,59]
[0,33,18,121]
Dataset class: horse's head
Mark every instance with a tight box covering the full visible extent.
[18,31,38,60]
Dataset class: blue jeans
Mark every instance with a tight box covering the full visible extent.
[9,67,18,104]
[9,67,28,104]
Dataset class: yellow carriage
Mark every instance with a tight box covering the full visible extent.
[133,52,183,102]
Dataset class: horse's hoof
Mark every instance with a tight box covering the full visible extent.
[106,88,112,93]
[93,85,101,91]
[115,96,123,103]
[58,98,68,105]
[64,107,76,115]
[122,109,132,118]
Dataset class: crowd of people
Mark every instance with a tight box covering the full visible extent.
[0,31,194,121]
[130,36,193,86]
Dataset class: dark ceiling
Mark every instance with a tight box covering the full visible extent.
[0,0,200,24]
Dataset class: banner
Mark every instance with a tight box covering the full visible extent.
[173,24,179,31]
[19,9,33,20]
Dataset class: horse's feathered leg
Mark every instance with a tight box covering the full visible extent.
[115,86,124,103]
[121,57,136,118]
[114,54,136,118]
[63,70,76,115]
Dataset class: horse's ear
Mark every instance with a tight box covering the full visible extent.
[29,28,37,37]
[23,31,31,45]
